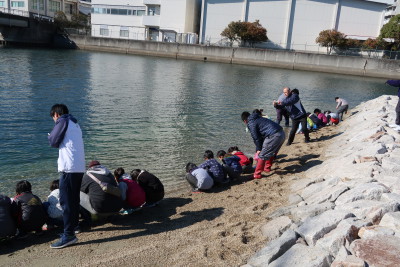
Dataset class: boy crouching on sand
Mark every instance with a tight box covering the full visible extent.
[185,163,214,193]
[199,150,229,184]
[217,150,242,181]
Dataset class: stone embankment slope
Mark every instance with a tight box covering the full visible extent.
[246,95,400,267]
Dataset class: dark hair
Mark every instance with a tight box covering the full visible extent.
[50,179,59,191]
[114,168,125,179]
[306,112,311,116]
[241,111,250,122]
[324,110,331,114]
[291,88,299,94]
[204,150,214,159]
[130,169,142,181]
[335,97,339,100]
[252,109,262,115]
[314,108,321,114]
[217,150,226,158]
[16,180,32,195]
[50,104,69,117]
[227,146,239,153]
[186,162,197,173]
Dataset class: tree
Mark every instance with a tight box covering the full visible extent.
[221,20,268,47]
[54,11,70,29]
[362,38,387,50]
[315,29,346,54]
[379,14,400,50]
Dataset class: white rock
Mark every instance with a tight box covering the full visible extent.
[358,225,395,239]
[379,212,400,235]
[247,229,298,266]
[331,255,367,267]
[335,183,390,206]
[268,243,332,267]
[296,210,354,246]
[290,202,335,223]
[261,216,293,240]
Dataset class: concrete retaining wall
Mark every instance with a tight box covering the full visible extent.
[70,35,400,79]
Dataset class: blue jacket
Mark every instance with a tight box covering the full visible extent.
[386,80,400,97]
[280,93,307,120]
[199,158,225,183]
[48,114,77,148]
[247,113,283,151]
[222,154,242,173]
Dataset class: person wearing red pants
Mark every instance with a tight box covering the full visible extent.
[241,111,286,179]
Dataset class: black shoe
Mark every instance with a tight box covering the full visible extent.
[305,139,311,143]
[286,142,292,146]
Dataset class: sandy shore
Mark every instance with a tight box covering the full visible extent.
[0,124,340,267]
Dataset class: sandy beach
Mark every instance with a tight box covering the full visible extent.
[0,121,340,267]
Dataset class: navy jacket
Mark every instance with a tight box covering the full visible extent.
[280,93,307,120]
[13,192,46,231]
[247,113,283,151]
[0,195,17,238]
[199,158,226,183]
[386,80,400,97]
[137,171,165,204]
[222,154,242,173]
[48,114,77,148]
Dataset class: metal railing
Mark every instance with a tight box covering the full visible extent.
[0,7,29,17]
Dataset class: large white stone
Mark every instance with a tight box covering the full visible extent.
[268,243,332,267]
[331,255,367,267]
[358,225,395,239]
[305,184,349,205]
[379,212,400,236]
[296,210,354,246]
[335,200,399,223]
[316,218,370,257]
[260,216,293,240]
[290,202,335,223]
[247,229,298,266]
[381,156,400,172]
[335,183,390,206]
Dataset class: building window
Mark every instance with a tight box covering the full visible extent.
[11,1,25,7]
[120,29,129,38]
[92,5,145,16]
[0,1,5,7]
[49,0,61,12]
[100,26,109,36]
[31,0,45,10]
[65,3,75,15]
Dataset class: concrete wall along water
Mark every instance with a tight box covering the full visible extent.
[70,35,400,79]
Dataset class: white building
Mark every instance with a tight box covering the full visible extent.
[0,0,79,19]
[384,0,399,23]
[199,0,394,51]
[91,0,201,43]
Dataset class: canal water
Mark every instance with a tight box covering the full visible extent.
[0,47,393,199]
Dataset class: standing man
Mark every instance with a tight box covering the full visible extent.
[275,87,310,146]
[241,111,285,179]
[335,97,349,121]
[274,91,290,126]
[386,80,400,131]
[48,104,85,249]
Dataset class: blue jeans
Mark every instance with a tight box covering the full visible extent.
[59,172,83,237]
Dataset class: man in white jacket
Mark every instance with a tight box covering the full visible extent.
[48,104,85,249]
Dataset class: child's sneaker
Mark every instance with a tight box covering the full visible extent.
[50,235,78,249]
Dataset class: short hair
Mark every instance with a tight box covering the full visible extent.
[227,146,239,153]
[50,104,69,117]
[186,162,197,173]
[216,150,226,158]
[50,179,59,191]
[16,180,32,195]
[114,168,125,179]
[204,150,214,159]
[252,109,262,115]
[314,108,321,114]
[130,169,142,181]
[291,88,299,94]
[335,97,339,100]
[241,111,250,122]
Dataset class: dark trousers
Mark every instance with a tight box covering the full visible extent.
[276,108,290,125]
[288,115,310,144]
[59,172,83,237]
[185,173,198,190]
[396,98,400,125]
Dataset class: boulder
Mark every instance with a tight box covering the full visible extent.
[331,255,367,267]
[358,225,394,239]
[335,183,390,206]
[260,216,292,240]
[290,202,335,223]
[247,229,298,266]
[296,210,354,246]
[379,212,400,235]
[350,236,400,267]
[268,243,332,267]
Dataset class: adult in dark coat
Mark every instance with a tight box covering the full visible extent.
[131,170,164,205]
[386,80,400,130]
[241,111,286,179]
[275,87,310,145]
[0,194,17,238]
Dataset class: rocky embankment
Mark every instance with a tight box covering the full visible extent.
[246,95,400,267]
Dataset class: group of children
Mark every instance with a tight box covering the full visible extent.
[185,147,253,192]
[296,108,341,134]
[0,166,164,241]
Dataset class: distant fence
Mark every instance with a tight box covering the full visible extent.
[205,38,400,60]
[0,7,53,22]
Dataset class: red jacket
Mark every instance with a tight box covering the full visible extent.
[121,179,146,208]
[232,151,251,166]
